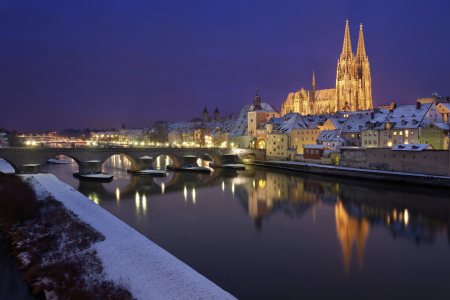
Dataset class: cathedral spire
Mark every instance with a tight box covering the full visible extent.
[341,19,353,60]
[312,70,316,91]
[356,23,367,63]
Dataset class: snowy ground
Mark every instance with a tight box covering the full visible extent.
[21,174,236,300]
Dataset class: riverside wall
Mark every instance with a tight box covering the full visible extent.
[340,148,449,176]
[243,160,450,187]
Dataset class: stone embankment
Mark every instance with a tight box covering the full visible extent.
[244,160,450,187]
[21,174,236,300]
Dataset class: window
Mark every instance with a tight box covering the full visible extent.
[436,131,440,136]
[430,124,434,128]
[369,141,372,145]
[306,137,308,141]
[405,130,409,137]
[394,132,397,136]
[364,141,367,145]
[277,145,280,149]
[374,141,377,145]
[278,138,280,141]
[399,131,403,136]
[411,131,414,135]
[315,150,319,154]
[389,133,392,138]
[351,134,355,138]
[295,138,298,141]
[281,138,284,142]
[384,132,387,136]
[426,132,429,136]
[394,140,397,144]
[384,140,387,144]
[307,131,309,134]
[250,118,254,123]
[273,141,276,145]
[305,149,309,154]
[374,132,377,136]
[281,146,284,149]
[437,140,440,145]
[302,137,304,141]
[364,132,367,136]
[425,140,428,144]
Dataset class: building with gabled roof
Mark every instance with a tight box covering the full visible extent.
[266,113,320,160]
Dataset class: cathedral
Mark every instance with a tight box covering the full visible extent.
[281,20,373,116]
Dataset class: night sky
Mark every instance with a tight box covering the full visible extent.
[1,0,450,133]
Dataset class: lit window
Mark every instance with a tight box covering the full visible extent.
[399,131,403,136]
[405,130,409,137]
[394,132,397,136]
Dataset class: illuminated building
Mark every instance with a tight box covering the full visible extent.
[281,20,373,116]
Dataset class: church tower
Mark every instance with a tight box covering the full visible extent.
[336,19,357,111]
[355,24,373,110]
[312,70,316,92]
[202,107,209,123]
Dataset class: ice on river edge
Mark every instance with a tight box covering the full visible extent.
[19,174,236,300]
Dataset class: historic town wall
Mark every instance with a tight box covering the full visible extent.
[340,148,449,176]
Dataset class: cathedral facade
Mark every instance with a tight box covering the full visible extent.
[281,20,373,116]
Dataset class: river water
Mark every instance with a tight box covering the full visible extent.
[35,155,450,299]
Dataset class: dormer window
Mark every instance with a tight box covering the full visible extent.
[401,120,406,126]
[412,119,417,125]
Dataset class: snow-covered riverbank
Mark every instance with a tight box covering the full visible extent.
[22,174,235,300]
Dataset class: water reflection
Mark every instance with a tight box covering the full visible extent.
[42,155,450,300]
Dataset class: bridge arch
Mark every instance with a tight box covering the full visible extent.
[0,158,19,174]
[101,154,138,172]
[153,153,182,169]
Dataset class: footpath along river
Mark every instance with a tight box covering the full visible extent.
[2,154,450,300]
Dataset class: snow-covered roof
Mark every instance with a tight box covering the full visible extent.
[431,123,450,130]
[341,112,388,133]
[304,145,329,149]
[384,103,433,129]
[139,156,153,159]
[316,130,344,142]
[270,113,318,135]
[391,144,434,151]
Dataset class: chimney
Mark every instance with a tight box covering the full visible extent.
[371,112,374,119]
[416,102,421,109]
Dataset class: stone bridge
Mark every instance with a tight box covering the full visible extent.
[0,147,265,174]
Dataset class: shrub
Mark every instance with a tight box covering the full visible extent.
[0,176,38,226]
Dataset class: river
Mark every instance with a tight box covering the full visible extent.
[16,155,450,299]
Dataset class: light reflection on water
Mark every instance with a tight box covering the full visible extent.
[41,154,450,300]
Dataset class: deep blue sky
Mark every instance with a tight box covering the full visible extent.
[1,0,450,132]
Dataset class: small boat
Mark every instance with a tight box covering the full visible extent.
[209,162,245,170]
[73,171,113,181]
[136,169,168,176]
[47,158,68,164]
[167,164,212,173]
[222,163,245,170]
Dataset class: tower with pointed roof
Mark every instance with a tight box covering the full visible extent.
[202,107,209,123]
[214,107,221,122]
[312,70,316,92]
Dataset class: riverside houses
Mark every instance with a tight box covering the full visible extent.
[341,111,383,146]
[379,102,442,148]
[316,130,349,150]
[418,122,449,150]
[266,113,319,160]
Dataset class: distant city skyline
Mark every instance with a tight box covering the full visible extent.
[1,0,450,132]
